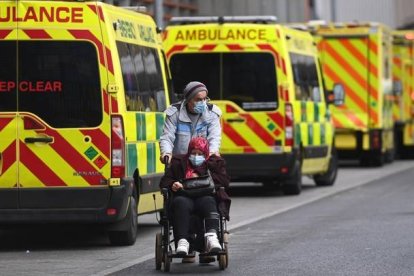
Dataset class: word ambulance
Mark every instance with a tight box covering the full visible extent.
[0,0,171,246]
[0,6,83,22]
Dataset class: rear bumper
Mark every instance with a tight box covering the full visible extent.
[0,178,133,224]
[222,150,298,182]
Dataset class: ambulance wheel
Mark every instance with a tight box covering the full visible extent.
[371,152,385,167]
[108,196,138,246]
[314,147,338,186]
[281,161,302,195]
[155,233,163,270]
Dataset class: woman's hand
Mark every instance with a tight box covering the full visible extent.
[171,181,183,192]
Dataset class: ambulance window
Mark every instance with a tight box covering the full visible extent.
[290,53,321,102]
[18,41,102,127]
[0,42,17,112]
[169,54,220,98]
[170,52,277,111]
[222,53,277,111]
[117,42,166,112]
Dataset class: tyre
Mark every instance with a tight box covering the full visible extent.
[155,233,162,270]
[223,232,229,268]
[108,196,138,246]
[219,254,227,270]
[281,161,302,195]
[314,147,338,186]
[163,253,171,272]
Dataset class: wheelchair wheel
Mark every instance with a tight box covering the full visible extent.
[223,232,229,268]
[163,253,171,272]
[218,254,227,270]
[155,233,162,270]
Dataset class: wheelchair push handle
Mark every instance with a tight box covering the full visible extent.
[163,155,170,171]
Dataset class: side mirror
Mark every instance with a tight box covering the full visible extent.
[393,80,402,96]
[327,83,345,106]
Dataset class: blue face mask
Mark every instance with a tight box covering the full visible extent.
[193,100,207,114]
[189,154,206,167]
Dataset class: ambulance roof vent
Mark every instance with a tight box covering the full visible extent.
[169,16,277,25]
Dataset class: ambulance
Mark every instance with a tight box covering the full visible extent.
[163,16,344,195]
[0,0,171,245]
[392,30,414,158]
[310,21,394,166]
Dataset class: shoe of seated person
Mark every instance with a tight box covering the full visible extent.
[205,232,222,253]
[176,239,189,255]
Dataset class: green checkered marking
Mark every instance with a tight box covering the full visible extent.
[314,103,319,122]
[84,146,98,160]
[127,144,138,177]
[308,124,313,145]
[136,113,146,141]
[295,123,301,146]
[301,101,307,122]
[147,143,155,173]
[156,113,164,139]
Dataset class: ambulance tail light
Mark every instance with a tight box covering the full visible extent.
[111,115,125,178]
[370,130,381,149]
[285,104,294,147]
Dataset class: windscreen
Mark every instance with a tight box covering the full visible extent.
[0,41,102,128]
[170,52,278,111]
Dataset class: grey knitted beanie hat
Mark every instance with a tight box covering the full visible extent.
[183,81,208,101]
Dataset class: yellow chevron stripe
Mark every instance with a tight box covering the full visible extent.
[19,163,44,188]
[0,163,17,188]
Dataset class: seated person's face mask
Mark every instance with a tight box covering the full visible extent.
[189,154,205,166]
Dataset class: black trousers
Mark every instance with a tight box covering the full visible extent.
[171,194,219,241]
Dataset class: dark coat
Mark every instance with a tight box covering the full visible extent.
[160,155,231,220]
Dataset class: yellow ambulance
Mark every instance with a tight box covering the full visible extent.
[310,21,394,166]
[392,30,414,158]
[163,16,344,195]
[0,0,171,245]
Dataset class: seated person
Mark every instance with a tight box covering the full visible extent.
[159,136,230,255]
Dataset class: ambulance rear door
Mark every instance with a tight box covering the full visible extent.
[318,36,370,131]
[15,1,111,209]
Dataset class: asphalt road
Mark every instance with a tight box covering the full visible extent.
[113,164,414,275]
[0,161,414,275]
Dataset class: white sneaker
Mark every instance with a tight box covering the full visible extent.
[176,239,189,255]
[205,232,222,253]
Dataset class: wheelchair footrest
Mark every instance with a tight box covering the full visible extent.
[169,252,196,258]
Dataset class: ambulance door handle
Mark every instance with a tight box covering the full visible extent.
[24,137,53,144]
[226,118,245,123]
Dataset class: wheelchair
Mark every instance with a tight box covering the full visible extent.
[155,187,229,272]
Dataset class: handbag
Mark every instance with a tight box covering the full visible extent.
[181,170,215,197]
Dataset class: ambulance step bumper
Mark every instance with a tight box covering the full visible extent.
[0,183,131,223]
[222,151,297,181]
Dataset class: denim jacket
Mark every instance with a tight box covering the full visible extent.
[160,101,222,155]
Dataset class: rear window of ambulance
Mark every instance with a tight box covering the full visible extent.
[0,41,102,128]
[169,52,278,111]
